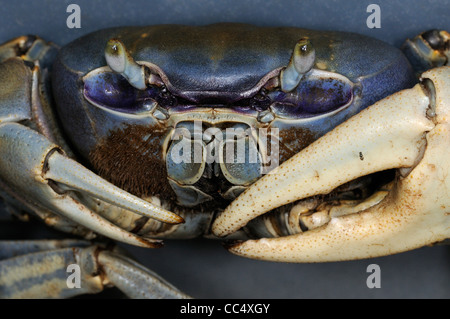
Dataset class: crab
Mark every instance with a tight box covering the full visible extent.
[0,24,449,298]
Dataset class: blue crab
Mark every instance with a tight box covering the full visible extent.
[0,24,448,298]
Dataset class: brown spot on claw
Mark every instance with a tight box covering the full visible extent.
[222,239,244,249]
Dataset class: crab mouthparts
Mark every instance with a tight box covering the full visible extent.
[211,75,449,262]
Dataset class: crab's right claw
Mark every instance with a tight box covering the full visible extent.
[213,66,450,262]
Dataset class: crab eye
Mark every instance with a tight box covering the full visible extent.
[83,70,160,114]
[269,72,354,118]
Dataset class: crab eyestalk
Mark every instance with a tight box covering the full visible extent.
[105,39,147,90]
[213,67,450,262]
[280,38,315,92]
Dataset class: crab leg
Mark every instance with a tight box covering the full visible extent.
[213,67,450,262]
[0,241,189,298]
[0,245,103,298]
[98,251,190,299]
[0,239,91,260]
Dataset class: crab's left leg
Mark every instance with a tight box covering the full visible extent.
[213,66,450,262]
[0,240,190,298]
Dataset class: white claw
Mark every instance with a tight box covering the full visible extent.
[215,66,450,261]
[44,151,184,225]
[0,121,181,249]
[50,195,163,248]
[213,82,434,237]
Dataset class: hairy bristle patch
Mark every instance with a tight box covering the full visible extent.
[89,124,176,200]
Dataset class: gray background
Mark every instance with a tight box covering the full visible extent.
[0,0,450,298]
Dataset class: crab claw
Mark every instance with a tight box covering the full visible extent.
[0,123,183,248]
[212,66,450,262]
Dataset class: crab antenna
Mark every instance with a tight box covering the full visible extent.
[280,38,315,92]
[105,38,147,90]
